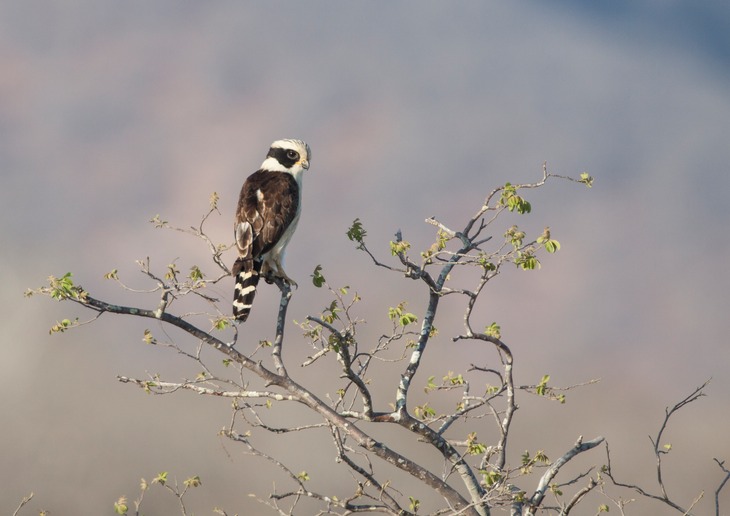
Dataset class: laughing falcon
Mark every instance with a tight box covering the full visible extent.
[232,139,311,322]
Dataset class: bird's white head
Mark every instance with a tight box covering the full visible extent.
[261,139,311,181]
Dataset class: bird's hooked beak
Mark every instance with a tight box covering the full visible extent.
[301,159,310,170]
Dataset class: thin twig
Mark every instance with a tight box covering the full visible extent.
[12,493,34,516]
[561,478,598,515]
[714,458,730,516]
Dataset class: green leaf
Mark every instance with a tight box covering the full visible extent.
[537,227,561,253]
[189,265,204,282]
[322,299,341,324]
[49,272,83,301]
[104,269,119,280]
[311,265,326,288]
[211,317,230,331]
[209,191,219,209]
[165,262,179,281]
[485,384,499,395]
[521,450,531,466]
[409,496,420,513]
[149,214,168,228]
[444,372,465,386]
[153,471,168,485]
[142,329,156,344]
[421,229,451,262]
[346,218,367,244]
[516,251,540,270]
[143,381,158,393]
[477,254,496,271]
[499,183,532,214]
[579,172,594,188]
[49,318,78,335]
[544,239,561,253]
[480,469,503,487]
[414,403,436,421]
[388,301,416,326]
[485,322,501,339]
[399,312,418,327]
[466,432,487,455]
[504,225,526,248]
[549,483,563,496]
[184,475,202,488]
[390,240,411,256]
[296,471,310,482]
[536,227,551,244]
[387,305,400,321]
[114,497,128,515]
[424,376,437,393]
[165,262,180,281]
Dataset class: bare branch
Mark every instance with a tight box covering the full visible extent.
[226,429,343,510]
[271,278,292,376]
[649,379,710,500]
[117,376,299,401]
[714,458,730,516]
[329,425,411,515]
[604,381,711,515]
[561,478,598,515]
[12,493,34,516]
[526,435,605,514]
[307,315,375,419]
[425,216,457,238]
[150,196,233,277]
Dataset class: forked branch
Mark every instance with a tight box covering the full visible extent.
[603,380,711,515]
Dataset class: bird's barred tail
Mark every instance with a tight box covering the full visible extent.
[232,258,262,322]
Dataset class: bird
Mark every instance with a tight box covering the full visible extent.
[232,139,311,322]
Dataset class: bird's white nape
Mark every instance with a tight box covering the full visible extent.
[260,156,292,173]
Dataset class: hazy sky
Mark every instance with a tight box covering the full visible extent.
[3,2,729,514]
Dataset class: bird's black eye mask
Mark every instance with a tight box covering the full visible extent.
[267,147,300,169]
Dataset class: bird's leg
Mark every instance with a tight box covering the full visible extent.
[262,257,298,288]
[261,261,275,284]
[278,270,298,289]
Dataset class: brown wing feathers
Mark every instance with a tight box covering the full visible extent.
[232,171,299,321]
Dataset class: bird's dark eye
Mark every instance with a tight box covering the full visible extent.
[286,150,299,160]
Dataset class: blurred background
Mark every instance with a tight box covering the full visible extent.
[2,1,729,514]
